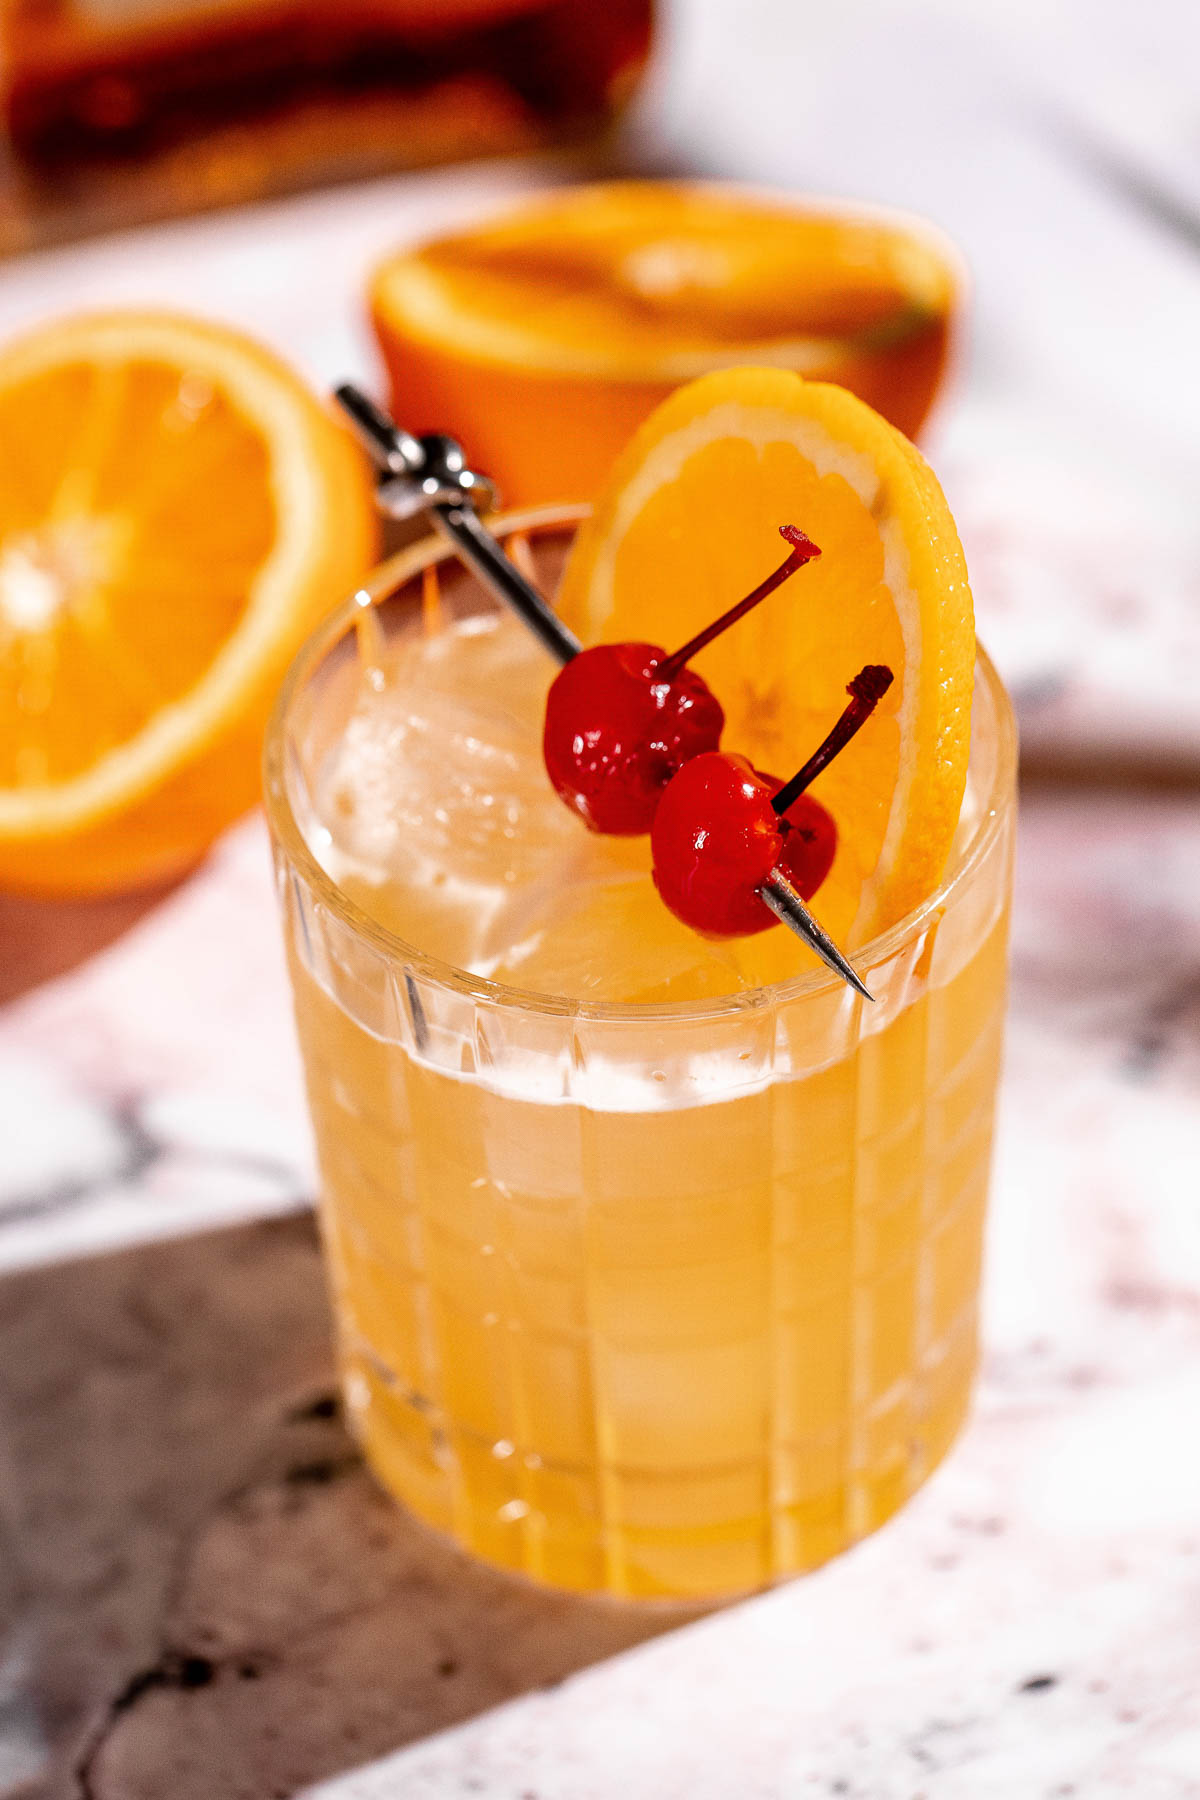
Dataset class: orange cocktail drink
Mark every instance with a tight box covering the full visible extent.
[265,505,1015,1601]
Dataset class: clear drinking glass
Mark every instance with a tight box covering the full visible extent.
[264,504,1017,1601]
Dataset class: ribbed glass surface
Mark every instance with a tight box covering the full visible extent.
[265,509,1016,1600]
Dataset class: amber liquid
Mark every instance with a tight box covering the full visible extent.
[0,0,653,253]
[289,910,1009,1599]
[268,519,1017,1600]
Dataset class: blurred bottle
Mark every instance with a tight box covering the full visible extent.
[0,0,654,254]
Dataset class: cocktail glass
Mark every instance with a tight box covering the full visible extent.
[264,503,1016,1601]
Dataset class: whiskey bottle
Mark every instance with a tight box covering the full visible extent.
[0,0,654,253]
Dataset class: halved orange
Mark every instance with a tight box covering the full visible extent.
[555,366,975,953]
[0,311,378,896]
[370,181,960,507]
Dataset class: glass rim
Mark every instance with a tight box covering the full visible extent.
[263,502,1017,1024]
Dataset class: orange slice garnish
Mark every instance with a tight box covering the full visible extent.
[555,366,975,953]
[0,311,378,895]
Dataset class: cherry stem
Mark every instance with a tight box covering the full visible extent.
[657,524,821,680]
[771,664,894,817]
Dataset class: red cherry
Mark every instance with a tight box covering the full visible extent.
[650,753,838,936]
[650,663,893,939]
[777,791,839,898]
[543,643,724,835]
[542,524,821,835]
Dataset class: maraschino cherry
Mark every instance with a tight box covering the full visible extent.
[543,524,820,834]
[651,665,894,937]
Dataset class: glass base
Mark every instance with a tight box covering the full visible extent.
[335,1316,978,1601]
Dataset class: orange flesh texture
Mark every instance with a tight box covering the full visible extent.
[406,207,948,353]
[370,184,958,506]
[556,368,975,952]
[0,321,378,895]
[0,359,272,787]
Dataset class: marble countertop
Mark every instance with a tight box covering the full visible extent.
[3,1,1200,1795]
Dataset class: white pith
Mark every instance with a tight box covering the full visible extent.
[0,515,120,633]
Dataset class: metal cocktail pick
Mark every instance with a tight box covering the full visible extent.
[335,385,581,664]
[334,383,872,1001]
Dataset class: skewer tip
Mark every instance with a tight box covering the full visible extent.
[760,870,874,1001]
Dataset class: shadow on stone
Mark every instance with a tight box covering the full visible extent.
[0,880,185,1006]
[0,1215,702,1800]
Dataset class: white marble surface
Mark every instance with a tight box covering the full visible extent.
[3,0,1200,1795]
[0,820,309,1272]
